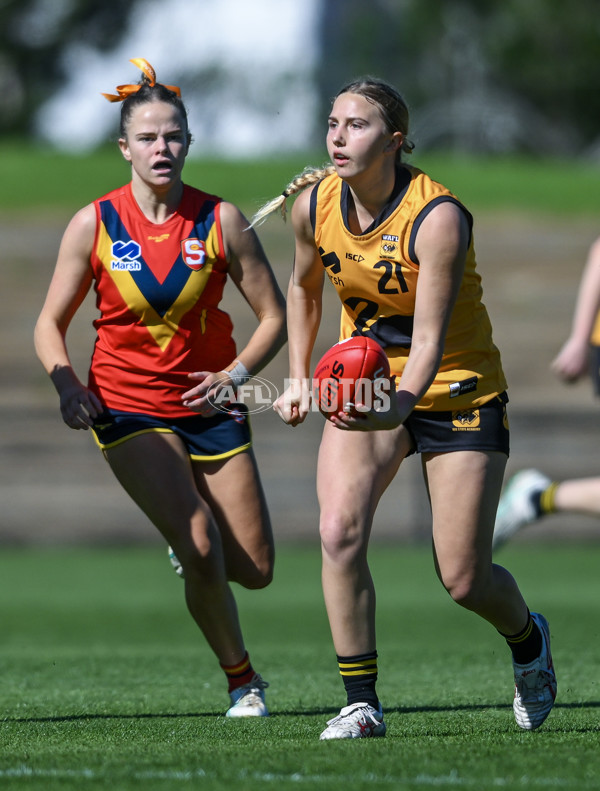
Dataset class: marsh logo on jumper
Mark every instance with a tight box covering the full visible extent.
[452,409,480,431]
[380,234,400,260]
[111,240,142,271]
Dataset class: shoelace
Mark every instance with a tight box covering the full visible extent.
[246,677,269,692]
[235,676,269,698]
[327,705,378,727]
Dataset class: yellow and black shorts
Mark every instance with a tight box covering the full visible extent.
[404,392,510,457]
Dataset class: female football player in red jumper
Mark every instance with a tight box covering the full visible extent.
[35,59,286,718]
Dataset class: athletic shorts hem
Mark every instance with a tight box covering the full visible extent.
[91,406,252,460]
[92,426,172,451]
[403,392,510,457]
[188,442,252,462]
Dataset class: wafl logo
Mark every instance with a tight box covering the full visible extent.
[380,233,399,260]
[111,240,142,271]
[182,238,207,270]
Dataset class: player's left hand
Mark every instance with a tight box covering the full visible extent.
[328,376,403,431]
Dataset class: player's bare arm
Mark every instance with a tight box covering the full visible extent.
[273,188,324,425]
[396,200,468,406]
[552,235,600,382]
[182,200,286,412]
[34,204,103,428]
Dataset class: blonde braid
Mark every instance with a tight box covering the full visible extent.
[248,164,336,228]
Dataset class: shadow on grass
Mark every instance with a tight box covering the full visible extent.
[5,700,600,724]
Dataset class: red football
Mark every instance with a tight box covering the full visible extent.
[313,336,391,416]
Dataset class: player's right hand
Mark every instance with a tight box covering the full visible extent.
[273,378,312,426]
[59,383,102,430]
[551,336,589,383]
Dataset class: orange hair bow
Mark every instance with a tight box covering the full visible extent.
[102,58,181,102]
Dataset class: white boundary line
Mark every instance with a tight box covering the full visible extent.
[0,766,585,787]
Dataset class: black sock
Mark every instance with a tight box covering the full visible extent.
[531,481,558,517]
[500,613,543,665]
[530,490,544,518]
[337,651,379,709]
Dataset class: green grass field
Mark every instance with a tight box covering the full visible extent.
[1,544,599,790]
[3,142,599,788]
[3,141,600,217]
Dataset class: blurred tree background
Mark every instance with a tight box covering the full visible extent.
[1,0,599,157]
[319,0,600,156]
[0,0,131,135]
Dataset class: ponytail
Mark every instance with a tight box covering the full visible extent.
[249,164,335,228]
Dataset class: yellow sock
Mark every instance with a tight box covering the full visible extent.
[539,482,559,514]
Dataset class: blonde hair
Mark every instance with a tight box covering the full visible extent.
[249,77,413,229]
[249,164,335,228]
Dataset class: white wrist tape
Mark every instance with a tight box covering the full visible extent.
[223,361,250,388]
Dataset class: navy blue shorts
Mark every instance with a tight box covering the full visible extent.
[403,392,510,456]
[91,405,252,461]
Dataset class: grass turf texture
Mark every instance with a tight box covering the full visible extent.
[0,545,599,790]
[2,141,600,217]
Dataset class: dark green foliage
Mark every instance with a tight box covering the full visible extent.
[1,1,600,154]
[0,0,132,134]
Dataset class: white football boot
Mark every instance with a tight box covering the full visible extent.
[319,702,386,740]
[226,674,269,718]
[512,612,557,730]
[493,469,552,551]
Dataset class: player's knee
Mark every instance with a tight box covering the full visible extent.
[234,558,274,589]
[174,526,221,579]
[440,570,485,611]
[319,513,364,563]
[226,544,274,589]
[237,567,273,590]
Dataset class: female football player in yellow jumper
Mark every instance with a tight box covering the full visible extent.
[254,77,557,739]
[35,59,286,717]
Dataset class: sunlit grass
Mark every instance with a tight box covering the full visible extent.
[0,544,599,790]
